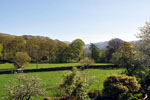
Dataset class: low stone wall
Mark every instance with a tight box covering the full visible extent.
[0,65,118,74]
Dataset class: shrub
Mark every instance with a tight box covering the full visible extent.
[57,67,90,100]
[79,57,94,69]
[2,74,46,100]
[102,74,141,100]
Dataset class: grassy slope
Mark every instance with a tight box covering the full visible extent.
[0,63,113,70]
[0,68,123,100]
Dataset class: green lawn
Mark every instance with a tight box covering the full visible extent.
[0,68,124,100]
[0,63,113,70]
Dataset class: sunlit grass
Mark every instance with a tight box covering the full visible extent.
[0,68,123,100]
[0,63,113,70]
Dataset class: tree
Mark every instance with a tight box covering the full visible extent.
[89,43,100,62]
[70,39,85,61]
[7,36,25,52]
[45,39,56,63]
[105,38,123,62]
[111,42,137,75]
[61,46,74,62]
[99,50,107,62]
[55,41,70,63]
[7,36,25,60]
[58,67,90,100]
[26,37,47,68]
[136,21,150,59]
[3,74,46,100]
[103,75,141,100]
[135,21,150,94]
[136,21,150,41]
[26,38,42,63]
[0,44,3,59]
[14,52,31,69]
[0,35,13,60]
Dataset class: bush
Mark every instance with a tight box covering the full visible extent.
[57,67,90,100]
[2,74,46,100]
[102,74,141,100]
[79,57,94,69]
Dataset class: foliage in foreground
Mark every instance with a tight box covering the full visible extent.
[102,74,141,100]
[2,74,46,100]
[55,67,92,100]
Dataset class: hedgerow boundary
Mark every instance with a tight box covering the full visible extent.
[0,65,118,74]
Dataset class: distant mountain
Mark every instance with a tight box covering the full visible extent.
[0,32,15,37]
[85,39,138,50]
[63,40,109,50]
[63,41,109,50]
[94,41,109,50]
[130,40,140,44]
[63,41,71,44]
[0,33,55,41]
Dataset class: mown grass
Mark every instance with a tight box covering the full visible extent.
[0,63,113,70]
[0,68,124,100]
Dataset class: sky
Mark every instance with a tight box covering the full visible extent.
[0,0,150,44]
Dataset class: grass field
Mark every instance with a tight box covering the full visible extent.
[0,68,124,100]
[0,63,113,70]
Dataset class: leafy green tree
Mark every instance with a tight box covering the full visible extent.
[136,21,150,42]
[38,39,50,62]
[111,42,137,75]
[105,38,123,62]
[58,67,90,100]
[103,75,141,100]
[135,21,150,94]
[2,74,46,100]
[7,36,25,60]
[0,35,13,60]
[45,39,56,63]
[26,37,49,67]
[136,21,150,61]
[55,41,69,63]
[8,36,25,52]
[70,39,85,61]
[26,38,41,62]
[89,43,100,62]
[98,50,107,62]
[14,52,31,69]
[61,46,74,62]
[0,44,3,59]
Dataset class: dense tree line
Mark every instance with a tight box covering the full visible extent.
[0,34,132,64]
[0,35,85,63]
